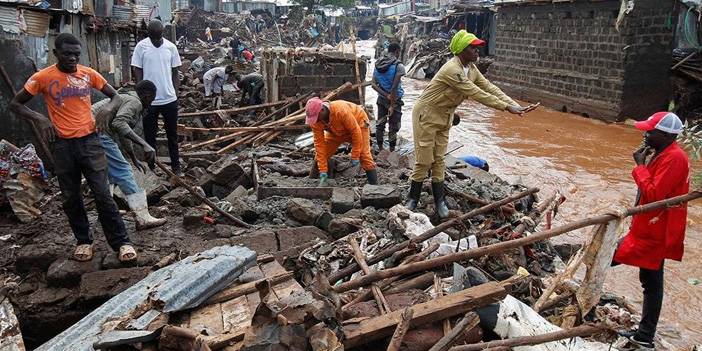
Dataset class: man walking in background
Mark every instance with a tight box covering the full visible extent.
[372,42,405,152]
[132,19,183,175]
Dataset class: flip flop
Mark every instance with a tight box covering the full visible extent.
[118,244,137,263]
[74,244,93,262]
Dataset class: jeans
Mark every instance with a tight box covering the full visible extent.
[50,133,130,251]
[144,100,179,170]
[99,133,140,195]
[376,100,402,149]
[636,263,664,343]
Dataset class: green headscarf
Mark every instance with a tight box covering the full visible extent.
[449,30,480,55]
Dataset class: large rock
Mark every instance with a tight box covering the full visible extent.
[230,230,278,254]
[79,267,151,302]
[161,187,203,207]
[147,184,170,205]
[15,242,70,272]
[360,184,402,209]
[286,198,321,225]
[47,257,102,287]
[211,183,233,200]
[327,215,363,239]
[331,188,355,214]
[276,226,330,249]
[228,197,258,223]
[183,207,210,226]
[224,185,248,203]
[207,156,244,184]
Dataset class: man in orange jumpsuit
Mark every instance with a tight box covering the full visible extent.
[305,97,377,186]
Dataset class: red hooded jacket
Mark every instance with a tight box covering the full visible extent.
[613,142,690,270]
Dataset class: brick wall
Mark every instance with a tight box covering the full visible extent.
[488,0,677,121]
[261,50,367,104]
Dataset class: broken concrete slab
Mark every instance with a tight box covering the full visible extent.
[211,183,233,200]
[230,231,278,254]
[207,156,244,184]
[15,242,69,272]
[210,224,245,239]
[183,207,210,226]
[331,187,355,214]
[286,198,321,225]
[161,187,203,207]
[146,184,170,206]
[79,267,151,302]
[185,166,207,180]
[46,257,102,288]
[360,184,402,209]
[327,216,363,240]
[38,246,256,351]
[224,185,248,203]
[276,226,330,250]
[186,157,214,169]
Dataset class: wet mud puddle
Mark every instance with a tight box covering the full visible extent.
[359,40,702,348]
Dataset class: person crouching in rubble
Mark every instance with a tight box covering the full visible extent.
[93,80,167,230]
[203,65,235,98]
[612,112,690,351]
[234,72,264,106]
[305,97,378,186]
[405,30,539,218]
[10,33,137,263]
[372,42,405,152]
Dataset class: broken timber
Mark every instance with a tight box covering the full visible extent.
[205,271,293,305]
[386,308,414,351]
[257,186,334,200]
[448,324,608,351]
[334,191,702,292]
[179,99,291,118]
[328,188,540,284]
[342,281,507,348]
[428,312,480,351]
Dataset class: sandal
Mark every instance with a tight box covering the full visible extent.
[118,245,137,263]
[74,244,93,262]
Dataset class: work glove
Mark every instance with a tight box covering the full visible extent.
[351,159,360,167]
[318,173,329,187]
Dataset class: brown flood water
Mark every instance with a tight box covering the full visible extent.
[359,41,702,349]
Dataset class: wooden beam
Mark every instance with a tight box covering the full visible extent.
[334,191,702,293]
[342,282,507,348]
[179,100,291,117]
[205,271,293,305]
[386,308,414,351]
[448,324,608,351]
[349,235,392,314]
[428,312,480,351]
[178,125,308,133]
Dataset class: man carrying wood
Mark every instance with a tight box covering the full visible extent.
[372,42,404,152]
[93,80,167,230]
[405,30,538,218]
[10,33,137,263]
[305,97,377,186]
[613,112,690,351]
[234,72,264,107]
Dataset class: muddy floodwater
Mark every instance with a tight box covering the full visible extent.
[359,40,702,348]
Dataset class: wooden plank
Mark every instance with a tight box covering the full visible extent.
[259,261,302,300]
[221,295,251,334]
[188,303,225,336]
[205,272,294,305]
[342,282,507,348]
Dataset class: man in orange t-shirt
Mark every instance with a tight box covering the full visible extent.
[10,33,137,263]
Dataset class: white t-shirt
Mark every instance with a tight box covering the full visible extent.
[131,38,182,106]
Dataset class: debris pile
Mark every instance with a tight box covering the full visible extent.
[0,140,48,223]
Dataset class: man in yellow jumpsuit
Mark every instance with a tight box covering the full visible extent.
[406,30,538,218]
[305,97,377,186]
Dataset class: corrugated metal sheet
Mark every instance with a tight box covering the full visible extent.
[0,299,25,351]
[133,4,153,23]
[112,4,134,21]
[175,0,188,9]
[0,6,20,34]
[36,245,257,351]
[20,9,49,37]
[62,0,82,12]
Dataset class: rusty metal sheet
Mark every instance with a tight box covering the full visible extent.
[257,186,334,200]
[19,8,49,37]
[0,6,20,34]
[36,245,257,351]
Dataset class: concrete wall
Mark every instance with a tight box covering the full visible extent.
[261,50,367,104]
[488,0,678,121]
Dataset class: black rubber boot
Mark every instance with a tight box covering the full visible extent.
[365,169,378,185]
[432,181,449,218]
[404,180,423,211]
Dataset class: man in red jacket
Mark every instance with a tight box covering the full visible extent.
[613,112,690,350]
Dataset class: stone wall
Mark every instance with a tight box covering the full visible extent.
[488,0,678,121]
[261,49,367,104]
